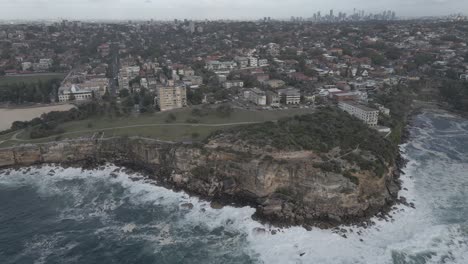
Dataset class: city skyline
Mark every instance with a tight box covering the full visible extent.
[0,0,467,20]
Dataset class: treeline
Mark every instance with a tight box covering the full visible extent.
[0,79,61,104]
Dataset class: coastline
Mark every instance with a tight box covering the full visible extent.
[0,134,406,230]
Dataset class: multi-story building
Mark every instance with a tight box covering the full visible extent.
[58,84,93,102]
[258,58,269,67]
[156,85,187,111]
[265,79,286,89]
[244,88,267,106]
[81,78,109,96]
[266,91,280,107]
[278,87,301,105]
[118,66,140,90]
[206,61,237,71]
[223,80,244,89]
[21,62,32,71]
[249,57,258,67]
[338,101,379,126]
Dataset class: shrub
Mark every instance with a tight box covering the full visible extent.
[165,113,177,123]
[343,171,359,185]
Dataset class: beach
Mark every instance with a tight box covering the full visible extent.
[0,104,74,131]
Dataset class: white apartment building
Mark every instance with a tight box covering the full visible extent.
[223,80,244,89]
[157,85,187,111]
[258,58,269,67]
[338,101,379,126]
[244,88,267,106]
[249,57,258,67]
[206,61,237,71]
[58,84,93,102]
[21,62,32,71]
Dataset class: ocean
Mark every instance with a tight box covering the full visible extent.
[0,110,467,264]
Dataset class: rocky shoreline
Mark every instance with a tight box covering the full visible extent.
[0,131,407,230]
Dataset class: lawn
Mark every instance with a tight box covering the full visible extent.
[0,73,65,86]
[2,106,316,147]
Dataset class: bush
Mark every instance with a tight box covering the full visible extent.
[165,113,177,123]
[215,104,233,118]
[29,122,65,139]
[343,171,359,185]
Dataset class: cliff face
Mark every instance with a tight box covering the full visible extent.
[0,137,399,227]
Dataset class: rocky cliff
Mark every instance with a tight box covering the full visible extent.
[0,136,400,228]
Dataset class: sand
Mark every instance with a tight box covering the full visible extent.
[0,104,75,131]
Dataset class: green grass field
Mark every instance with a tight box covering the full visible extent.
[0,107,316,147]
[0,73,65,86]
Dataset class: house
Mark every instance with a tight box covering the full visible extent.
[223,80,244,89]
[278,87,301,105]
[332,92,359,102]
[254,73,270,82]
[235,57,249,69]
[244,88,267,106]
[338,101,379,126]
[266,43,280,57]
[266,79,286,89]
[289,72,314,81]
[97,43,110,57]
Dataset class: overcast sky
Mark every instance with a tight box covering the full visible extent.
[0,0,466,20]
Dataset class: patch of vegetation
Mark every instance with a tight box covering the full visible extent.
[165,113,177,123]
[215,107,397,164]
[191,165,215,182]
[313,161,342,174]
[343,171,359,185]
[29,122,65,139]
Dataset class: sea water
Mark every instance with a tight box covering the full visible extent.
[0,110,467,264]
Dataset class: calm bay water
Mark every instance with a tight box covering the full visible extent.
[0,110,467,264]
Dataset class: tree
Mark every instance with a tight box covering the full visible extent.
[187,89,203,105]
[119,88,130,98]
[215,104,233,118]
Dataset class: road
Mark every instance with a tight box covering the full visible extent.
[109,42,120,97]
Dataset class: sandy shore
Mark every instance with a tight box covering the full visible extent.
[0,104,75,131]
